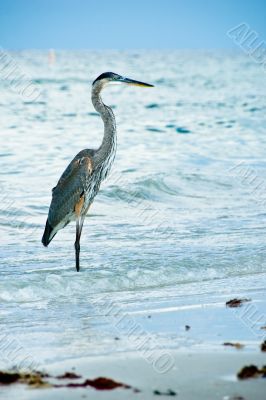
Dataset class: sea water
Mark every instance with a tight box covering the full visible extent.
[0,50,265,367]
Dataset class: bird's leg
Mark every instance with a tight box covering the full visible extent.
[75,219,81,272]
[74,215,86,272]
[74,195,86,272]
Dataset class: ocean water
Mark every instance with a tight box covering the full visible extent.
[0,50,266,367]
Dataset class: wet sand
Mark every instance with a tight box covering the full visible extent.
[1,287,265,400]
[1,351,265,400]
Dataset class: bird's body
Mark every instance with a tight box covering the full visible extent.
[42,72,153,271]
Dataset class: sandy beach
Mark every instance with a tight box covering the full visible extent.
[1,277,265,399]
[2,352,265,400]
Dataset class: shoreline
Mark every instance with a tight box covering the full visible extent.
[1,350,265,400]
[1,285,265,399]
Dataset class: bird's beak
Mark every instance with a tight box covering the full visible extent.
[119,77,154,88]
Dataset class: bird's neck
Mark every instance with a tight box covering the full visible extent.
[92,85,117,166]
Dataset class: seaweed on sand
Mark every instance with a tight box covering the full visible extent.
[0,370,136,391]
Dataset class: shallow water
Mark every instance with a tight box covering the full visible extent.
[0,50,266,367]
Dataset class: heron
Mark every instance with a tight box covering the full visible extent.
[42,72,153,271]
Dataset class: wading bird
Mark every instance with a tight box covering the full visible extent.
[42,72,153,271]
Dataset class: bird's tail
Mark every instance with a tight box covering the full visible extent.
[42,219,56,247]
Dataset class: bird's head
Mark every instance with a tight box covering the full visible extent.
[92,72,154,89]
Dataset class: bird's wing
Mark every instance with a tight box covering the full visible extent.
[48,151,94,228]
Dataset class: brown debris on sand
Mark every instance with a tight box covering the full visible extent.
[260,340,266,352]
[56,372,81,379]
[57,376,131,390]
[223,342,244,349]
[0,371,20,385]
[237,365,266,379]
[226,298,251,308]
[0,370,135,391]
[0,371,51,388]
[153,388,177,396]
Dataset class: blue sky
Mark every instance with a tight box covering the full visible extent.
[0,0,265,49]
